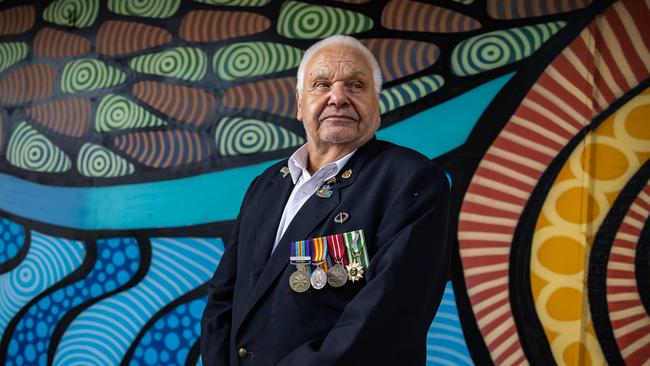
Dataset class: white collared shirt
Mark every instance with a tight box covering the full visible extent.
[272,144,356,253]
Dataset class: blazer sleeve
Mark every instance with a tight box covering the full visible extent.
[201,177,258,365]
[276,162,451,365]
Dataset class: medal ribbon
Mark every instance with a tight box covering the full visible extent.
[311,237,329,271]
[343,230,369,270]
[326,233,348,266]
[291,240,312,275]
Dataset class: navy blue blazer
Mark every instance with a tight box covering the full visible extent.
[201,137,451,365]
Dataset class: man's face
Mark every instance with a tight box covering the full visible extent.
[296,45,380,149]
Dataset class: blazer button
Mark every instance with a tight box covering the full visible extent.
[238,347,249,358]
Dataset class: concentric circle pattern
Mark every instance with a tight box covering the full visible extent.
[43,0,99,28]
[95,94,166,132]
[277,1,373,39]
[0,43,28,74]
[60,59,126,94]
[129,47,207,81]
[0,232,84,341]
[379,75,444,114]
[213,42,303,81]
[77,143,135,178]
[452,22,566,76]
[7,122,71,173]
[214,117,304,156]
[107,0,180,19]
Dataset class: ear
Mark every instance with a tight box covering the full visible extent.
[296,91,303,121]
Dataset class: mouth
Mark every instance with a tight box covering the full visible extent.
[319,115,358,123]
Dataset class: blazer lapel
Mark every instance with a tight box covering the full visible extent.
[249,166,294,283]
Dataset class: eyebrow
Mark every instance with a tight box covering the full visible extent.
[309,69,367,81]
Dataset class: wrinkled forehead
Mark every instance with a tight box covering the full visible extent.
[305,45,372,81]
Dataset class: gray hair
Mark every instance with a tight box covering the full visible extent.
[296,35,383,95]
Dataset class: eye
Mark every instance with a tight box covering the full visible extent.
[314,81,330,89]
[349,82,364,91]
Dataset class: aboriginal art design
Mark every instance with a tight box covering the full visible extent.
[27,98,92,137]
[96,21,172,56]
[6,122,71,173]
[77,143,135,178]
[33,28,90,58]
[60,59,126,94]
[0,0,647,365]
[0,43,28,74]
[95,94,166,132]
[129,47,207,82]
[107,0,180,19]
[277,1,374,40]
[0,64,55,105]
[213,42,304,81]
[43,0,99,28]
[0,6,35,36]
[215,117,304,156]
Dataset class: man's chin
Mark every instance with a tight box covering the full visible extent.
[319,132,358,145]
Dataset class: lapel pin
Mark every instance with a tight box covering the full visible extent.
[326,177,337,185]
[334,212,349,224]
[280,166,290,178]
[315,184,333,198]
[341,169,352,179]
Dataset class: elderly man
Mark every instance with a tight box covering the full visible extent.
[201,35,451,365]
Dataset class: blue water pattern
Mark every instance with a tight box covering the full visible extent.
[426,281,473,366]
[0,232,85,341]
[0,217,25,266]
[0,74,512,230]
[129,298,206,366]
[6,238,140,366]
[52,237,224,365]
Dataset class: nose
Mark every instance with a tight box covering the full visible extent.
[328,82,350,108]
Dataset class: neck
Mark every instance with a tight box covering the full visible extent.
[306,142,355,174]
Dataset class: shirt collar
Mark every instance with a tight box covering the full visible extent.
[287,144,357,184]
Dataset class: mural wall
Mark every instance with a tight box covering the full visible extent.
[0,0,648,365]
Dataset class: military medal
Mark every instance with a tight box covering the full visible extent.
[311,267,327,289]
[310,237,328,290]
[325,233,348,287]
[289,240,311,293]
[327,263,348,287]
[344,230,369,283]
[290,267,310,293]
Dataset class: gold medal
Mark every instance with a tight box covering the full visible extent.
[327,263,348,287]
[346,260,364,282]
[290,266,310,293]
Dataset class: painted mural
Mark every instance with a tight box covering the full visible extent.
[0,0,648,365]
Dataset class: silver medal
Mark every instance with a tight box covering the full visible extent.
[310,267,327,290]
